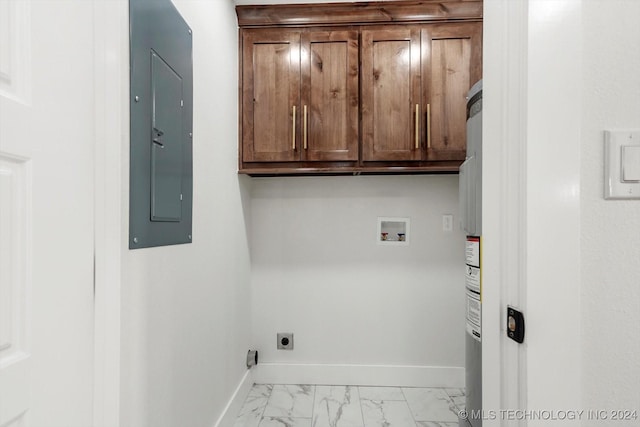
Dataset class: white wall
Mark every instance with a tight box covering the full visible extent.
[581,1,640,423]
[250,175,466,386]
[119,1,253,426]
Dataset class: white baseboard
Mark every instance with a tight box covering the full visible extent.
[252,363,464,388]
[213,369,255,427]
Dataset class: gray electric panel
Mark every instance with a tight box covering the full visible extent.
[129,0,192,249]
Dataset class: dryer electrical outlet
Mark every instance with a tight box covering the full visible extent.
[277,333,294,350]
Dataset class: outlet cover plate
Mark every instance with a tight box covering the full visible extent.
[277,332,294,350]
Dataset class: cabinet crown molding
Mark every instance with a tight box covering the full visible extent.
[236,1,483,28]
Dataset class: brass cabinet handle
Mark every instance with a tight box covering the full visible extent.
[292,105,297,150]
[427,103,431,149]
[303,105,308,150]
[415,104,420,149]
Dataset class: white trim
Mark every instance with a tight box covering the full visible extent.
[251,363,464,388]
[213,370,255,427]
[482,1,529,425]
[523,0,582,416]
[483,1,583,425]
[93,0,127,426]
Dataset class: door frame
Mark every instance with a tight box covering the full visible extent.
[482,0,583,425]
[90,0,584,425]
[482,2,529,422]
[92,0,128,426]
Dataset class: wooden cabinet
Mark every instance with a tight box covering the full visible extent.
[361,27,422,162]
[241,30,300,163]
[423,22,482,162]
[302,30,359,162]
[237,1,483,175]
[361,22,482,164]
[241,29,359,166]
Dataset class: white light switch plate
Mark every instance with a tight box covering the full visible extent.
[604,130,640,199]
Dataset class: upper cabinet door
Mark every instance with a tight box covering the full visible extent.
[361,27,422,162]
[301,30,359,162]
[422,22,482,161]
[242,30,301,162]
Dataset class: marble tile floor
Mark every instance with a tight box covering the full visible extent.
[233,384,465,427]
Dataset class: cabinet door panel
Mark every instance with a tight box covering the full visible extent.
[361,28,422,162]
[301,30,358,161]
[242,30,300,162]
[423,23,482,161]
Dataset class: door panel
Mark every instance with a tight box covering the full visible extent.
[361,27,422,162]
[150,50,183,222]
[301,30,358,161]
[423,22,482,161]
[242,30,301,162]
[0,156,29,427]
[0,0,95,425]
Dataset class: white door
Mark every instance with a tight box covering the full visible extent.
[0,1,95,426]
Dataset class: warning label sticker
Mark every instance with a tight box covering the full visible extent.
[465,265,481,294]
[466,290,481,342]
[465,236,481,341]
[465,237,480,268]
